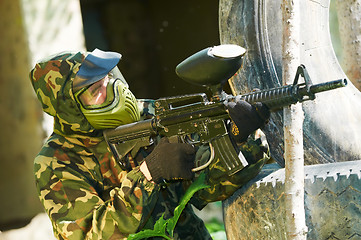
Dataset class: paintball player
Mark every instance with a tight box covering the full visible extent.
[30,48,271,239]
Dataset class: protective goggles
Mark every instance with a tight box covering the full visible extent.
[73,48,123,92]
[74,71,123,110]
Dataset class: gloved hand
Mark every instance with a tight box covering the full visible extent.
[225,100,270,142]
[145,137,196,183]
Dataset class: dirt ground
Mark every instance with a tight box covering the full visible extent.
[0,214,55,240]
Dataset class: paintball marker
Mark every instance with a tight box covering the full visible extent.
[104,45,347,176]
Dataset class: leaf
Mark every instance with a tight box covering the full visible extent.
[128,213,170,240]
[166,172,209,236]
[127,229,168,240]
[128,173,210,240]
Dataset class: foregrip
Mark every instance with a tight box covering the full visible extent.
[236,85,297,110]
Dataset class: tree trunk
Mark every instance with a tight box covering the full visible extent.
[0,0,86,229]
[0,0,44,228]
[336,0,361,90]
[282,0,307,239]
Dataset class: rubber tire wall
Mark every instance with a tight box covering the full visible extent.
[219,1,361,238]
[223,161,361,239]
[219,0,361,167]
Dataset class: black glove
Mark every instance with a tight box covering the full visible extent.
[225,101,270,142]
[145,137,196,183]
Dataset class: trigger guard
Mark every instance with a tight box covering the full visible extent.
[192,143,215,172]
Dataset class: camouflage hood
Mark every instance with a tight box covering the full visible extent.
[30,51,101,137]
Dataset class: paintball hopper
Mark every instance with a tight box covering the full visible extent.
[176,44,246,94]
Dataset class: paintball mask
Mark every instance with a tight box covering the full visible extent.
[73,49,140,129]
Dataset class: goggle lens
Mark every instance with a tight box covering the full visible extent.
[76,75,117,110]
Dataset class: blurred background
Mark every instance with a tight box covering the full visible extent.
[0,0,343,239]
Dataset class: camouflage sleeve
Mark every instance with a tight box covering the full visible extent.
[34,150,159,240]
[192,129,270,208]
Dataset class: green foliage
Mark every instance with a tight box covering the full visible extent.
[128,173,210,240]
[205,218,225,233]
[204,217,227,240]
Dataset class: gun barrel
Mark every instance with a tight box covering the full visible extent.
[228,78,347,111]
[307,78,347,95]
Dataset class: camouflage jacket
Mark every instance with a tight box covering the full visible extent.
[30,52,270,240]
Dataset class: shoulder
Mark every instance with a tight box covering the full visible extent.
[34,134,96,179]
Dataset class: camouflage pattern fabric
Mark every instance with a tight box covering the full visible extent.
[30,51,270,240]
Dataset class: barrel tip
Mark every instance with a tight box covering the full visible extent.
[343,78,348,86]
